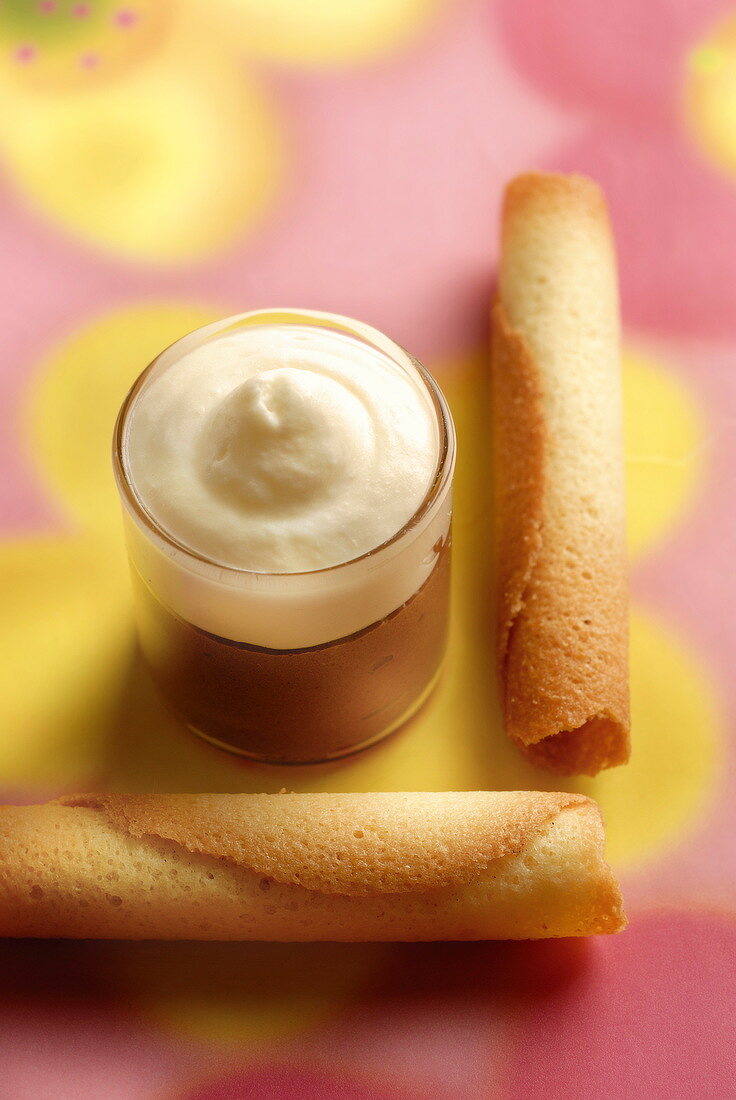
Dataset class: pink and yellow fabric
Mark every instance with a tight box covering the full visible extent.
[1,1,735,1097]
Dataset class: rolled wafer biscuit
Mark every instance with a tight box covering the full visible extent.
[492,171,630,775]
[0,791,625,940]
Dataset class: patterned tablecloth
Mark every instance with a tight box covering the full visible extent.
[1,1,735,1097]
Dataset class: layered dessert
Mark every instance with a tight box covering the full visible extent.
[114,310,455,762]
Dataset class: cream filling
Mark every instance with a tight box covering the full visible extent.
[119,313,452,647]
[125,325,438,573]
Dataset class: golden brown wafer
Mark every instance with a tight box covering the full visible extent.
[492,171,630,775]
[0,791,625,940]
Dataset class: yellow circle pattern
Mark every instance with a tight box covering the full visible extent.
[206,0,442,66]
[0,1,173,93]
[27,303,222,538]
[0,539,130,788]
[623,347,705,557]
[0,0,441,265]
[687,13,736,179]
[0,51,280,265]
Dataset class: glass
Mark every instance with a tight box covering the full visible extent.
[113,309,456,763]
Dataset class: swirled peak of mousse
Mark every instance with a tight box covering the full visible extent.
[124,324,439,572]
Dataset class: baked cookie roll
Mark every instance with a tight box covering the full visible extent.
[491,171,630,776]
[0,792,625,940]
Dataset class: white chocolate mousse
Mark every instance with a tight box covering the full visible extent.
[125,324,439,573]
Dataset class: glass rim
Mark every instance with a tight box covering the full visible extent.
[113,307,456,581]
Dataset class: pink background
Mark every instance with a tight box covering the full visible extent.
[1,1,735,1096]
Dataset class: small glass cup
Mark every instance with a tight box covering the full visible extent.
[113,309,456,764]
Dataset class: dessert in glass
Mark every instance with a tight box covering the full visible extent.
[113,309,456,764]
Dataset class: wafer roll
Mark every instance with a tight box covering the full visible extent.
[492,172,630,775]
[0,791,625,940]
